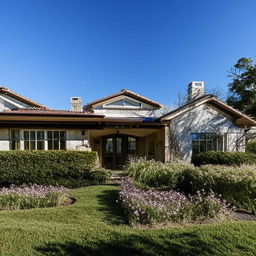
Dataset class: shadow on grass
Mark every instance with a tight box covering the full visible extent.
[96,184,126,225]
[36,231,216,256]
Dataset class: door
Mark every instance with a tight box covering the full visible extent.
[102,135,137,169]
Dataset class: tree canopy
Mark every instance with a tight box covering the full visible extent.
[227,57,256,118]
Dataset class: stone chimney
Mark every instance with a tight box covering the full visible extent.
[70,97,82,112]
[187,81,205,102]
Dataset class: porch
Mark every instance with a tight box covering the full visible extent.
[88,127,168,169]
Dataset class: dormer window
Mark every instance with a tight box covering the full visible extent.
[103,97,142,109]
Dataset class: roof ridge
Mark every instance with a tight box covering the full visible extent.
[0,87,48,109]
[85,89,161,108]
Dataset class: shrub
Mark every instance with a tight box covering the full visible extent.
[0,151,97,188]
[118,178,230,225]
[0,184,68,210]
[192,151,256,166]
[126,159,256,213]
[125,159,192,189]
[246,141,256,154]
[176,165,256,213]
[89,168,111,185]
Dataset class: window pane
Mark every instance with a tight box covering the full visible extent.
[60,140,66,150]
[30,141,36,150]
[24,141,30,150]
[47,131,52,140]
[48,140,53,150]
[105,138,113,153]
[24,131,29,140]
[54,131,59,141]
[116,138,122,154]
[60,131,65,140]
[30,131,36,140]
[37,141,44,150]
[37,131,44,140]
[128,137,136,154]
[11,130,20,140]
[54,140,59,150]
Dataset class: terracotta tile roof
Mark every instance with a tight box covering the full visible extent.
[0,87,48,109]
[1,107,104,118]
[85,89,162,108]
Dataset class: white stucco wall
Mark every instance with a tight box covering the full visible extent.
[66,130,90,151]
[170,104,245,161]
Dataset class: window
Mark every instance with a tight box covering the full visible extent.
[191,133,226,154]
[24,131,45,150]
[105,98,142,108]
[10,130,20,150]
[128,137,136,154]
[105,138,113,153]
[47,131,66,150]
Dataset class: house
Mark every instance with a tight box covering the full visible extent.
[0,82,255,169]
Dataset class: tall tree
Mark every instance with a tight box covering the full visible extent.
[227,57,256,118]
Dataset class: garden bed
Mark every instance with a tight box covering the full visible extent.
[0,184,71,210]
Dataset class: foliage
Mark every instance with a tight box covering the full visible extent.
[0,184,68,210]
[0,151,98,188]
[126,159,256,213]
[226,57,256,118]
[191,151,256,166]
[118,178,231,225]
[0,185,255,255]
[125,159,193,189]
[89,168,111,185]
[246,141,256,154]
[177,164,256,213]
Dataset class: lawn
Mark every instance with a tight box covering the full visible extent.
[0,184,255,256]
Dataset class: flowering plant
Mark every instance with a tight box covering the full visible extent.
[118,178,231,225]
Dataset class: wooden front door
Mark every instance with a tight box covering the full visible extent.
[102,135,137,169]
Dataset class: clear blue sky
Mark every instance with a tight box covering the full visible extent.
[0,0,256,110]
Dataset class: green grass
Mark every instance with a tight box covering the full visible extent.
[0,184,255,255]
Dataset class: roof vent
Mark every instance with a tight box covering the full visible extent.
[70,97,82,112]
[187,81,205,102]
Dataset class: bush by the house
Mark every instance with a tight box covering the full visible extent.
[0,184,68,210]
[125,159,192,189]
[118,178,230,225]
[126,159,256,213]
[0,151,98,188]
[89,168,111,185]
[191,151,256,166]
[177,164,256,213]
[246,141,256,154]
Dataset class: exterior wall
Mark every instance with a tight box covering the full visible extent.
[66,130,90,151]
[170,104,245,161]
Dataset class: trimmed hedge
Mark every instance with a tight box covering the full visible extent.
[191,151,256,166]
[246,141,256,154]
[0,151,98,188]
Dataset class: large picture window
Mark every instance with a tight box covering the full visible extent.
[192,133,226,154]
[10,130,66,150]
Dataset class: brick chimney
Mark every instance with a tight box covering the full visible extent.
[70,97,82,112]
[187,81,205,102]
